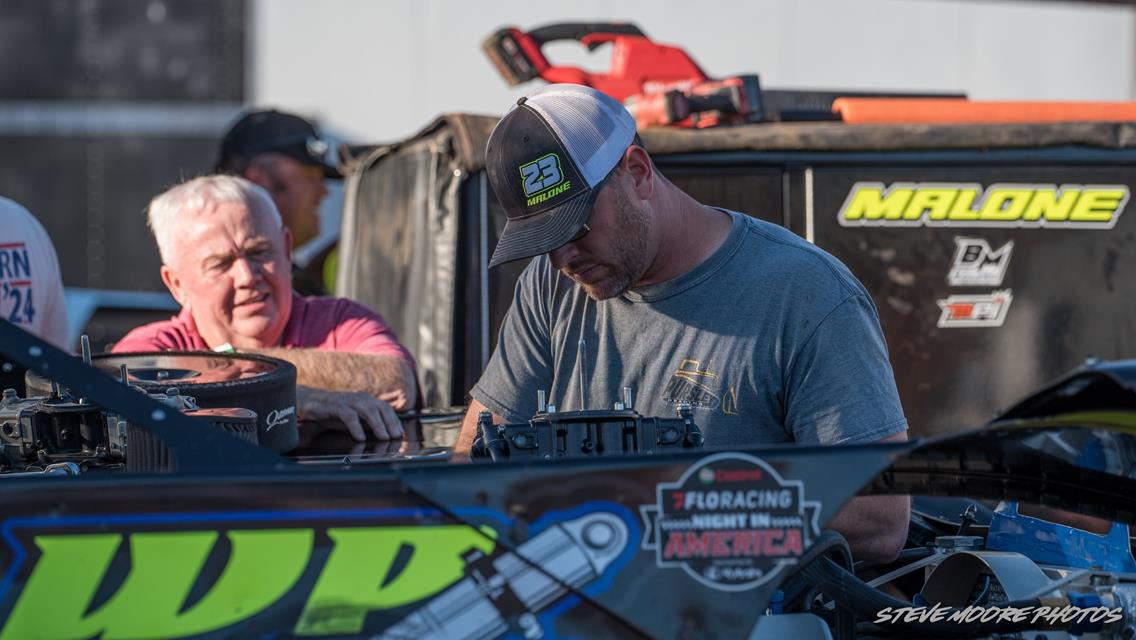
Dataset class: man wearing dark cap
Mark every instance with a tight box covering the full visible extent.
[454,84,910,563]
[217,109,340,295]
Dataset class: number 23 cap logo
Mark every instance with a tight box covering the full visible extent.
[483,84,637,268]
[519,153,566,202]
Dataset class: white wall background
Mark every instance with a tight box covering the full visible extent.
[252,0,1136,144]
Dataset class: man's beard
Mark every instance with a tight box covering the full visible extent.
[581,184,651,300]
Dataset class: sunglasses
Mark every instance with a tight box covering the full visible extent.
[565,165,621,245]
[568,222,591,244]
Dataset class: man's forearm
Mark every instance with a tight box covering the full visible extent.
[454,405,481,461]
[255,348,417,411]
[826,495,910,565]
[454,398,503,462]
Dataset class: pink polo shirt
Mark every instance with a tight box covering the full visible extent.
[112,292,416,373]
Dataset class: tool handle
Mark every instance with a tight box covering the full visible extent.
[528,23,646,49]
[477,411,508,462]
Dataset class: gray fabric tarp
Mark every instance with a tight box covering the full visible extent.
[345,116,1136,175]
[337,120,467,407]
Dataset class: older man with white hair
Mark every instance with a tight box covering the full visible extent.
[114,175,417,441]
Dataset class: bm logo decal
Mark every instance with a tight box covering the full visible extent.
[948,238,1013,287]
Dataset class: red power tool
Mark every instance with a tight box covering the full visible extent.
[482,23,764,129]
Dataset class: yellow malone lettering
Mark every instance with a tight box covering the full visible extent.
[838,182,1128,228]
[526,180,572,207]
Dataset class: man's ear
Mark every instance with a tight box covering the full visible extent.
[623,145,655,201]
[160,265,188,308]
[282,226,293,262]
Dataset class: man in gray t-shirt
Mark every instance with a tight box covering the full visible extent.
[456,83,909,563]
[473,211,907,449]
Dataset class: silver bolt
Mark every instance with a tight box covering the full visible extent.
[537,389,547,413]
[583,521,616,549]
[622,387,633,410]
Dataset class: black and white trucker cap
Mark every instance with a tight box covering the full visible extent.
[485,84,638,268]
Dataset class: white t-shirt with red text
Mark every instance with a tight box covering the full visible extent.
[0,197,68,348]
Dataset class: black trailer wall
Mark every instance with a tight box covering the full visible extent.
[657,153,1136,434]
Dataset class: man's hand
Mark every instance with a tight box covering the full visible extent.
[378,388,411,413]
[296,385,403,441]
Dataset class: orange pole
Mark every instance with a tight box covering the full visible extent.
[833,98,1136,124]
